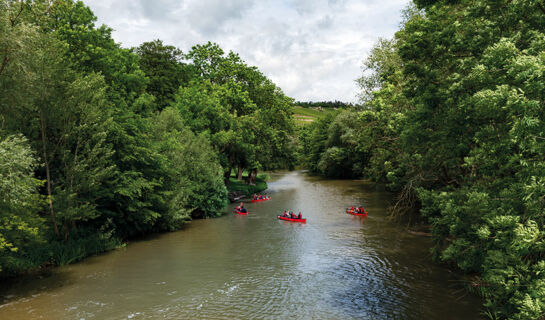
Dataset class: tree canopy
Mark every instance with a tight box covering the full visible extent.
[299,1,545,318]
[0,0,295,277]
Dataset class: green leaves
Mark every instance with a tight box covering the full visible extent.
[299,1,545,318]
[0,134,45,274]
[0,0,295,277]
[178,43,296,176]
[135,39,189,110]
[153,108,228,220]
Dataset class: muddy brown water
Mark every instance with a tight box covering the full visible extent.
[0,171,482,319]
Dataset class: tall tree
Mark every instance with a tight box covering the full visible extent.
[180,43,296,182]
[135,39,192,111]
[152,108,228,220]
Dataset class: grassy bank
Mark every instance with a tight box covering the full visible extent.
[227,172,268,195]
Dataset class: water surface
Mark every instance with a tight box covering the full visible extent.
[0,171,482,319]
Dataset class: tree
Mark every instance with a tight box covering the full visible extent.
[135,39,192,111]
[152,108,228,221]
[180,43,297,181]
[0,135,44,275]
[368,1,545,318]
[172,79,256,184]
[357,38,401,104]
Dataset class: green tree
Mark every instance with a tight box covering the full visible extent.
[135,39,192,111]
[0,135,45,275]
[44,0,171,238]
[153,108,228,221]
[363,1,545,318]
[181,43,296,182]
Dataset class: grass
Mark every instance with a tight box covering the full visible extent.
[226,171,268,195]
[293,106,337,125]
[227,177,267,195]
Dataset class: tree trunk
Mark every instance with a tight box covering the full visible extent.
[224,152,235,185]
[224,167,232,185]
[63,222,69,241]
[40,113,60,237]
[237,167,243,180]
[249,168,258,185]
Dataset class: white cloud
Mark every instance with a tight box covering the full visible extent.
[85,0,408,102]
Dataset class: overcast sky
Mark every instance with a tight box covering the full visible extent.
[84,0,409,102]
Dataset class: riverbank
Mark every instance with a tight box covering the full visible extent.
[227,177,267,196]
[226,172,269,202]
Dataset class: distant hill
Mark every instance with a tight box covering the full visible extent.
[292,100,360,125]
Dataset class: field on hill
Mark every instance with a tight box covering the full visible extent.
[293,106,337,125]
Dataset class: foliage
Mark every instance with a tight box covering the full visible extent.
[152,108,228,221]
[0,0,295,278]
[226,177,268,196]
[175,43,297,181]
[299,0,545,318]
[295,100,359,109]
[356,38,401,103]
[135,39,192,111]
[0,135,44,275]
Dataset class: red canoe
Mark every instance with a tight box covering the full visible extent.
[346,209,368,217]
[277,215,306,223]
[234,209,249,215]
[251,197,271,203]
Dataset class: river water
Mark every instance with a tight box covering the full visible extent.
[0,171,482,319]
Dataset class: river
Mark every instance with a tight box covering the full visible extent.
[0,171,482,319]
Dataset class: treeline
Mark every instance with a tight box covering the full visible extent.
[0,0,295,277]
[300,1,545,319]
[295,100,358,109]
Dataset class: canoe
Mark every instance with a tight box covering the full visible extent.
[251,197,271,203]
[346,209,367,217]
[234,209,249,215]
[277,215,306,223]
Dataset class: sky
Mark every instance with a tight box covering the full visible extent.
[84,0,409,103]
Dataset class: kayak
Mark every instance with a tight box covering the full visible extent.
[251,197,271,203]
[346,209,367,217]
[234,209,249,215]
[277,215,306,223]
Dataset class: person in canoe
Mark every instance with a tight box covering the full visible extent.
[236,202,247,213]
[253,194,257,200]
[290,211,297,219]
[298,212,302,219]
[359,207,365,214]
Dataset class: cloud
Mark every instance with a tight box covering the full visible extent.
[85,0,408,102]
[184,0,255,36]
